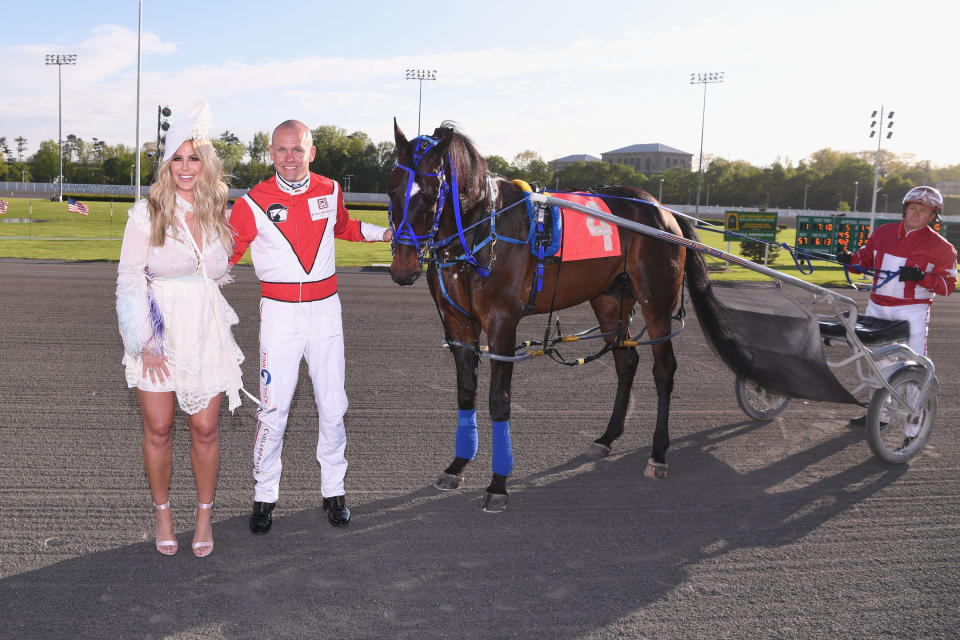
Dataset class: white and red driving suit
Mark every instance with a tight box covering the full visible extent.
[230,172,389,502]
[848,220,957,356]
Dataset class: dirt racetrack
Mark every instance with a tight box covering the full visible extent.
[1,260,958,639]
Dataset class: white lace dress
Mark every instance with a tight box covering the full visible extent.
[116,196,244,414]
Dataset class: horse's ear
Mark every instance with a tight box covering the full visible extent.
[394,118,408,149]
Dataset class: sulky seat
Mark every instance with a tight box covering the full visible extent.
[818,315,911,345]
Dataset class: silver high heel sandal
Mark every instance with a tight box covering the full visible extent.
[153,502,178,555]
[192,502,214,558]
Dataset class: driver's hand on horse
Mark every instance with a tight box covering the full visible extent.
[898,265,925,282]
[836,250,853,264]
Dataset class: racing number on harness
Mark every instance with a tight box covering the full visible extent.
[585,217,614,251]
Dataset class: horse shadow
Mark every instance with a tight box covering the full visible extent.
[1,420,904,639]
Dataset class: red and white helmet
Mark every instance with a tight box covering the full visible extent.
[902,186,943,215]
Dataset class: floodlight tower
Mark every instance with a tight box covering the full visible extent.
[690,71,724,216]
[405,69,437,135]
[869,106,894,232]
[44,53,78,202]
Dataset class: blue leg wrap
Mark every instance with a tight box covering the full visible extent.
[491,420,514,476]
[455,409,478,460]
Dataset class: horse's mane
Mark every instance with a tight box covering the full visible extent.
[432,121,489,208]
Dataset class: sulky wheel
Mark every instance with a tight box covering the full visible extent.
[866,366,938,464]
[735,375,791,421]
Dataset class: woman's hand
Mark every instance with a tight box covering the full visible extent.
[141,349,170,385]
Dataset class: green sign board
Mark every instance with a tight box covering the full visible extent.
[724,210,778,242]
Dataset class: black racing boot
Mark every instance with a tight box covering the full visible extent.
[249,501,276,534]
[322,495,351,527]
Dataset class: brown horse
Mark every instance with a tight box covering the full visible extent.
[387,120,740,511]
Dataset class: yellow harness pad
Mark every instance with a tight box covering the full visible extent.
[512,179,534,194]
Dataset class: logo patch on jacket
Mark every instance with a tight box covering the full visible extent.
[266,203,288,223]
[308,196,336,221]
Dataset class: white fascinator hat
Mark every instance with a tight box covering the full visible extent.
[161,100,213,164]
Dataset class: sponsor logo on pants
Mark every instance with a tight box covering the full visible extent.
[254,421,270,473]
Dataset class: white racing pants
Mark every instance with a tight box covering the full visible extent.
[253,296,348,502]
[865,300,931,356]
[865,300,932,437]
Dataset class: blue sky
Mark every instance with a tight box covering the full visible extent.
[3,0,958,170]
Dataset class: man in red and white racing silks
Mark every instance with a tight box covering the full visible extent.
[837,185,956,435]
[230,120,392,531]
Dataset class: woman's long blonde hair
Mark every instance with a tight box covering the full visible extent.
[146,136,233,252]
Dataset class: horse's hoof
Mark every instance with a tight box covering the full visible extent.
[644,457,668,480]
[481,492,508,512]
[435,471,464,491]
[588,442,611,459]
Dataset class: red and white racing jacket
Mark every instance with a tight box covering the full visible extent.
[229,173,387,301]
[849,221,957,307]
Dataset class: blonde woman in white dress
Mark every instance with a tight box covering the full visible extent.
[116,102,243,557]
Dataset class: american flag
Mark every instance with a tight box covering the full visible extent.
[67,197,89,215]
[0,199,8,214]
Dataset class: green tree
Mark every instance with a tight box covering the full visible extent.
[91,138,106,165]
[212,135,245,180]
[309,126,382,192]
[30,139,60,182]
[511,150,553,187]
[246,131,270,165]
[219,131,241,145]
[740,239,781,263]
[820,156,874,213]
[372,140,395,192]
[101,144,136,184]
[485,155,511,176]
[808,148,844,174]
[13,137,29,182]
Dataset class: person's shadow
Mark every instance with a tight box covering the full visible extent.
[1,418,904,639]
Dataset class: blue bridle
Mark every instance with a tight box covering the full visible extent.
[389,135,491,276]
[390,135,447,265]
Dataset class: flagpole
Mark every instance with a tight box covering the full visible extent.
[135,0,143,202]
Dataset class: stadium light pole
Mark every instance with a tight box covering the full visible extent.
[853,180,859,212]
[690,71,724,216]
[869,106,894,232]
[803,184,810,210]
[405,68,437,135]
[44,53,77,202]
[135,0,143,200]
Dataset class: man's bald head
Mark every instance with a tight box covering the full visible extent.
[269,120,316,183]
[273,120,311,143]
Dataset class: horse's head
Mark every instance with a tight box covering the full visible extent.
[388,119,490,286]
[387,119,453,285]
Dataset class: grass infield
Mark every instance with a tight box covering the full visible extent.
[0,197,861,287]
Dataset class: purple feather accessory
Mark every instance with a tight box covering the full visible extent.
[144,275,165,357]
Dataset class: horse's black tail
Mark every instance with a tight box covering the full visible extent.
[675,215,754,380]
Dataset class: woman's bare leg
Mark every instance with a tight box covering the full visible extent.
[188,394,220,553]
[138,389,176,554]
